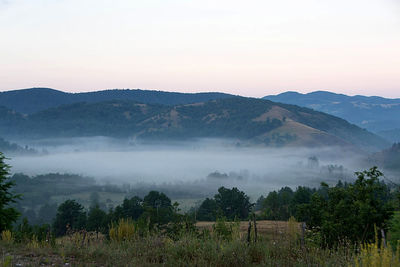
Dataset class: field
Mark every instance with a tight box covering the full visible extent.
[196,220,298,238]
[2,219,398,266]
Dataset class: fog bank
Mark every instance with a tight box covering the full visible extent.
[8,137,366,197]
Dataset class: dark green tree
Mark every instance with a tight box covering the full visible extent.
[87,205,108,233]
[113,196,144,221]
[262,191,279,219]
[304,167,393,246]
[53,200,87,236]
[142,191,173,226]
[0,152,20,232]
[214,187,253,220]
[197,198,218,221]
[262,187,294,220]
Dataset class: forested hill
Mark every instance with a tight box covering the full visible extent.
[263,91,400,141]
[0,96,388,150]
[0,88,234,114]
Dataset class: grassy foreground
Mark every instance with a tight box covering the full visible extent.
[0,219,352,267]
[1,219,399,266]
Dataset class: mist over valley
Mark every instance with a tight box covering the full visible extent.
[7,137,368,199]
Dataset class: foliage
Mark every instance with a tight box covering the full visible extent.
[109,218,135,242]
[13,218,50,243]
[388,211,400,249]
[215,187,253,220]
[262,167,394,247]
[262,187,294,220]
[53,200,87,237]
[354,228,400,267]
[1,95,382,149]
[86,205,108,233]
[308,167,393,246]
[0,152,20,232]
[0,87,232,114]
[197,198,218,221]
[212,217,240,241]
[260,186,315,221]
[0,218,356,266]
[197,187,253,221]
[1,230,13,243]
[142,191,174,226]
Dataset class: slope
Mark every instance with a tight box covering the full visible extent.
[264,91,400,140]
[0,88,234,114]
[0,97,388,151]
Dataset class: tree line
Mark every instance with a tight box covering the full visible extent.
[1,151,400,248]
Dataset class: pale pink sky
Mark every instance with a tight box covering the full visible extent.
[0,0,399,97]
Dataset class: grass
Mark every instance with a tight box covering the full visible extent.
[0,234,355,266]
[196,219,298,241]
[0,220,358,267]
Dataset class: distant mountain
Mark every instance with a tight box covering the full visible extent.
[0,96,388,151]
[264,91,400,141]
[0,88,234,114]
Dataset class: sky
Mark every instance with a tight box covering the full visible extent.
[0,0,399,97]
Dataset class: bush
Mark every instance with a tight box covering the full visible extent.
[1,229,13,243]
[212,217,240,241]
[109,218,135,242]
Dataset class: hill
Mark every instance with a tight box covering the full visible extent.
[0,88,234,114]
[0,97,388,150]
[368,143,400,172]
[263,91,400,141]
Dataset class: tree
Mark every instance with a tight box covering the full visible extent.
[144,191,172,209]
[143,191,173,225]
[0,152,20,232]
[303,167,393,246]
[53,199,87,236]
[197,198,218,221]
[214,187,253,220]
[262,187,294,220]
[87,205,108,233]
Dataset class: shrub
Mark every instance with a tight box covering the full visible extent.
[109,218,135,242]
[212,217,240,241]
[1,229,13,243]
[355,232,400,267]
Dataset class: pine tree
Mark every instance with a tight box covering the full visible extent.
[0,152,20,232]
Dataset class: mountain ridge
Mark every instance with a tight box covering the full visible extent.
[0,96,388,151]
[0,87,234,114]
[264,91,400,141]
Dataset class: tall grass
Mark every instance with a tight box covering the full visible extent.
[1,230,13,243]
[354,229,400,267]
[109,218,135,242]
[0,219,360,266]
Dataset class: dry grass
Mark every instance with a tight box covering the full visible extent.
[196,220,298,236]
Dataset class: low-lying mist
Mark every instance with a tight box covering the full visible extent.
[7,137,370,199]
